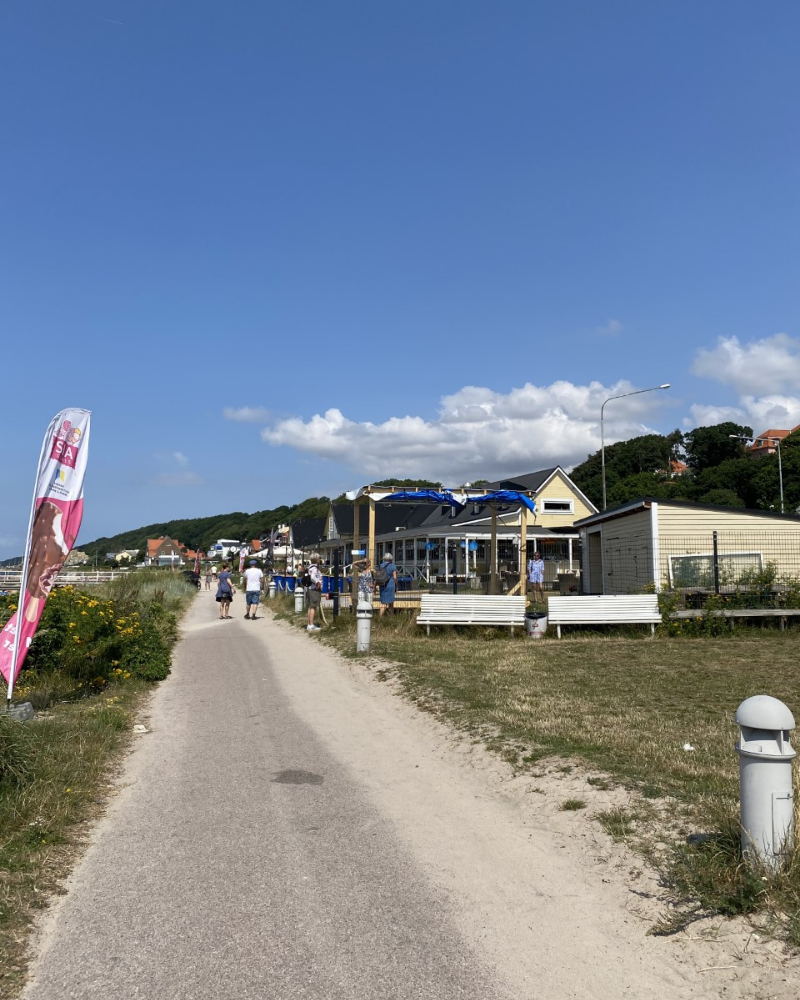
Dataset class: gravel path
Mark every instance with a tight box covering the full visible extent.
[21,594,800,999]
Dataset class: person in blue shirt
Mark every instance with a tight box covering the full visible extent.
[378,552,398,616]
[527,551,545,603]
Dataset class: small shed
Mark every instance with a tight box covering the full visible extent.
[574,498,800,595]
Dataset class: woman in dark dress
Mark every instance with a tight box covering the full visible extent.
[216,563,236,618]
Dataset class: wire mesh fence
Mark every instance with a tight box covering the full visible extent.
[591,529,800,608]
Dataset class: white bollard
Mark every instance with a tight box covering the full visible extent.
[736,695,796,870]
[356,599,373,653]
[268,579,276,599]
[294,587,305,614]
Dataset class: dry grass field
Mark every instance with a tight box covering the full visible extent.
[278,597,800,939]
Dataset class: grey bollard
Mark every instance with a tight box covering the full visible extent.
[268,579,276,599]
[356,599,373,653]
[735,695,796,870]
[294,587,305,614]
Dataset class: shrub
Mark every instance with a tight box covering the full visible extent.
[0,575,192,696]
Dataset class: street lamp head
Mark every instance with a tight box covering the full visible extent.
[659,383,670,390]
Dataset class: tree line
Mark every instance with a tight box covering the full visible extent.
[569,421,800,512]
[75,478,441,561]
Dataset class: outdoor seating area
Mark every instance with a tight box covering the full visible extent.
[546,594,662,638]
[416,594,527,635]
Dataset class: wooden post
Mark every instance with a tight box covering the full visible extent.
[519,503,528,597]
[490,508,498,595]
[368,497,376,574]
[352,499,360,607]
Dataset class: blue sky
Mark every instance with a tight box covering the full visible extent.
[2,0,800,557]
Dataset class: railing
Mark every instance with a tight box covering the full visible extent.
[0,570,123,589]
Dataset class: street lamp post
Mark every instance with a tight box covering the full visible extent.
[601,384,671,510]
[730,435,784,513]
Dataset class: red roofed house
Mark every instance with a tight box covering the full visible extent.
[145,536,185,567]
[748,426,799,459]
[670,458,689,477]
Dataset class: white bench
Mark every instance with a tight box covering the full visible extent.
[547,595,662,638]
[417,594,527,635]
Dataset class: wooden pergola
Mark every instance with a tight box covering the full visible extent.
[349,484,538,599]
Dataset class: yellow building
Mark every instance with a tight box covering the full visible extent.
[575,498,800,595]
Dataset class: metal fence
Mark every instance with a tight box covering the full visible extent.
[590,529,800,608]
[0,570,126,591]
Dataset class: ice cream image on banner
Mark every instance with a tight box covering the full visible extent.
[1,407,91,695]
[24,501,69,623]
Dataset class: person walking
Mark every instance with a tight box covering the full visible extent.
[204,569,212,591]
[216,563,235,619]
[376,552,397,616]
[527,551,545,603]
[306,557,323,632]
[242,559,264,619]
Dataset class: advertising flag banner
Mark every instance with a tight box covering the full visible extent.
[1,409,91,696]
[194,550,201,575]
[239,547,247,574]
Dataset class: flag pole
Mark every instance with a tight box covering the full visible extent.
[7,425,51,709]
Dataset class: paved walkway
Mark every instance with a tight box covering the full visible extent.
[20,593,791,999]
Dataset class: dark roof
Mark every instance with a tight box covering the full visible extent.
[575,497,800,528]
[331,467,586,537]
[290,517,326,547]
[331,503,421,536]
[489,468,559,492]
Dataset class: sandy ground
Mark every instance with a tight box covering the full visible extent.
[20,594,800,999]
[261,613,800,1000]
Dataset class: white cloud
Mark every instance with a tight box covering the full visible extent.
[684,333,800,434]
[692,333,800,396]
[224,406,271,423]
[173,451,189,467]
[259,380,673,482]
[684,403,747,429]
[685,395,800,435]
[594,318,623,337]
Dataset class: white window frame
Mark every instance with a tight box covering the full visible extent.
[667,551,764,589]
[541,498,574,515]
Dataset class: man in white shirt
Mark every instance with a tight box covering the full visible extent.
[306,557,323,632]
[242,560,264,619]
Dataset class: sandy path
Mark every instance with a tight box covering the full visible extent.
[21,594,800,998]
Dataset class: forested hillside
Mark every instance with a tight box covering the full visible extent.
[76,478,440,560]
[570,422,800,513]
[77,496,332,559]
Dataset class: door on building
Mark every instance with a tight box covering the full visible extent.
[587,531,603,594]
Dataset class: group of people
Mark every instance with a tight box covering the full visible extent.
[213,560,265,620]
[209,551,544,626]
[301,552,399,632]
[354,552,397,616]
[209,553,400,629]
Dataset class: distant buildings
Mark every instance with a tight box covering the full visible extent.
[747,426,799,459]
[144,537,196,567]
